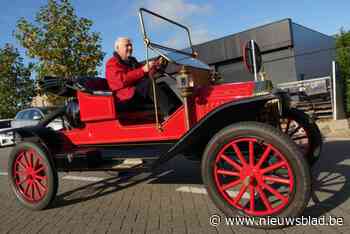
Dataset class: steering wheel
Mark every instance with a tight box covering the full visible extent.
[149,55,169,78]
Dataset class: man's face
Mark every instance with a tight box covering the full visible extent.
[117,39,133,60]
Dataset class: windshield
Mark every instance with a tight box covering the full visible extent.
[139,8,210,70]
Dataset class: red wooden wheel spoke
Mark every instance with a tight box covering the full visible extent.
[35,180,47,192]
[222,178,242,191]
[220,154,242,171]
[289,126,302,137]
[261,182,288,203]
[263,175,291,185]
[231,143,248,166]
[249,141,254,166]
[15,170,27,176]
[34,166,45,174]
[249,185,255,211]
[260,161,286,174]
[35,175,48,181]
[34,157,40,170]
[24,152,31,168]
[24,182,31,195]
[216,169,240,177]
[17,159,27,169]
[17,177,29,186]
[256,185,272,211]
[233,184,248,204]
[33,181,42,198]
[255,145,272,169]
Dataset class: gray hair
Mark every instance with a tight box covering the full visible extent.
[114,37,132,51]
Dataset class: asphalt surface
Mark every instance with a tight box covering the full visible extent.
[0,138,350,234]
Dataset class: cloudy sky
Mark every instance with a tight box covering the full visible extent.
[1,0,350,75]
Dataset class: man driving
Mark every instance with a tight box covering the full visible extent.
[105,37,172,117]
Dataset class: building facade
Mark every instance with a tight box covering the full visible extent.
[193,19,335,85]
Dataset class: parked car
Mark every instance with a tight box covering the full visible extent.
[0,119,11,129]
[0,128,14,147]
[11,107,63,130]
[0,119,13,147]
[0,108,62,147]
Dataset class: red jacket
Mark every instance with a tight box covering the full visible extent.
[105,55,145,102]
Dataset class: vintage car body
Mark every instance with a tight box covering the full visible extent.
[7,8,322,228]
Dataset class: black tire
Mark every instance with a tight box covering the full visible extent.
[201,122,311,229]
[280,108,323,166]
[8,141,58,210]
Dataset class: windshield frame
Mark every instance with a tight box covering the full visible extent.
[138,8,194,57]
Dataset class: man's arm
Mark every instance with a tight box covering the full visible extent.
[106,59,146,91]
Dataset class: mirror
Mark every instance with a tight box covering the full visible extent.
[243,40,262,75]
[33,115,42,120]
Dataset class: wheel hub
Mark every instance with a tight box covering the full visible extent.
[242,166,261,186]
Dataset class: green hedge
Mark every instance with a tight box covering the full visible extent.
[336,29,350,114]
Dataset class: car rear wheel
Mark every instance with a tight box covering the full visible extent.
[202,122,311,228]
[279,108,323,166]
[8,142,58,210]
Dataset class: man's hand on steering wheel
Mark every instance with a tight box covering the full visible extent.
[142,60,156,73]
[148,56,169,78]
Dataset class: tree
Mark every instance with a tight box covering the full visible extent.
[14,0,105,103]
[0,44,35,118]
[336,28,350,113]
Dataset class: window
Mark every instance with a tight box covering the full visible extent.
[15,111,25,120]
[21,110,34,120]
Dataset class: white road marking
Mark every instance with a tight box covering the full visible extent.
[176,185,207,194]
[176,185,250,199]
[325,137,350,141]
[62,175,104,182]
[0,172,108,182]
[338,158,350,165]
[0,171,106,182]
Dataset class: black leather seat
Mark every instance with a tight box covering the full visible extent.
[76,77,110,92]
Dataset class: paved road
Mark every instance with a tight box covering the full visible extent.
[0,138,350,234]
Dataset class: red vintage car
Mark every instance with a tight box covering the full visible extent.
[7,9,322,228]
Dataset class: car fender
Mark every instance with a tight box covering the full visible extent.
[11,126,72,156]
[156,93,285,165]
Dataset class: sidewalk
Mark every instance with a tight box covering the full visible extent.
[316,119,350,138]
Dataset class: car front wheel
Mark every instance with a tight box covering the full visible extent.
[202,122,311,228]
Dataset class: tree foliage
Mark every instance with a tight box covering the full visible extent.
[14,0,105,103]
[336,28,350,113]
[0,44,35,118]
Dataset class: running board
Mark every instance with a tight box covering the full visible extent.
[54,142,175,172]
[56,157,156,172]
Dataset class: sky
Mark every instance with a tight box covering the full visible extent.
[1,0,350,76]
